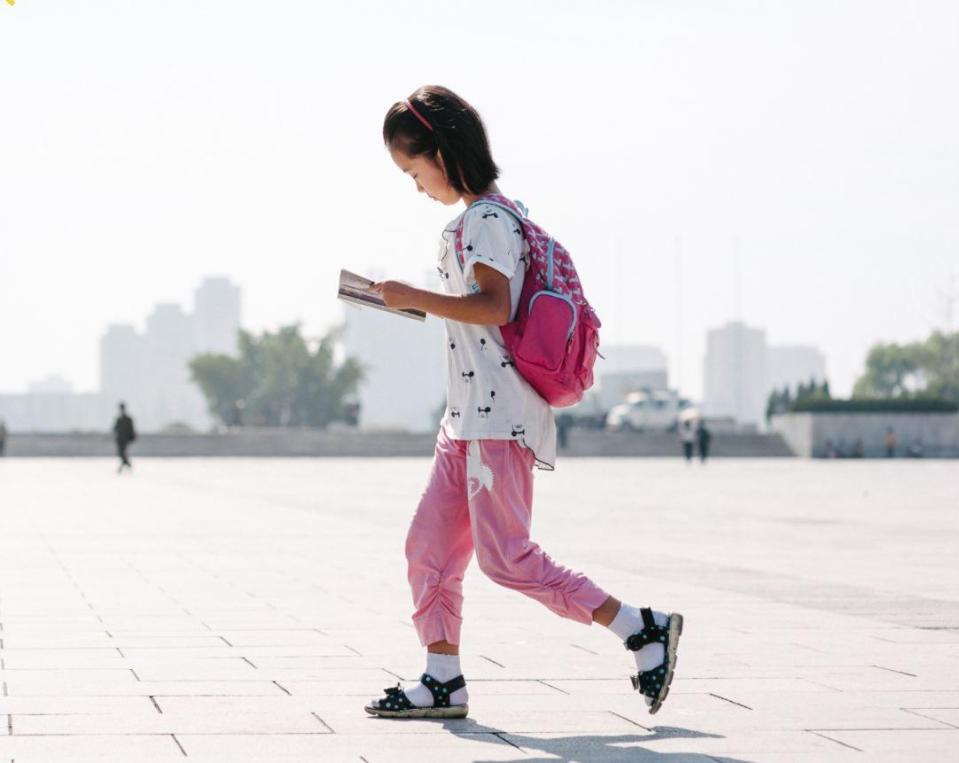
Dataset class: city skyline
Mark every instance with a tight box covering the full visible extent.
[2,2,957,402]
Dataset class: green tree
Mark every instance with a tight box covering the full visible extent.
[852,332,958,401]
[852,342,923,398]
[189,324,363,428]
[922,331,959,403]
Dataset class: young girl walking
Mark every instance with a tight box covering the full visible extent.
[366,85,683,719]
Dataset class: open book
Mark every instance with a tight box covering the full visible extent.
[337,270,427,322]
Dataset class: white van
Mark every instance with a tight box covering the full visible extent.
[605,390,693,432]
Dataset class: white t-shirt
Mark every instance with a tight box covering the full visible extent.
[437,202,557,470]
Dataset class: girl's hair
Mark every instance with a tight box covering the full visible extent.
[383,85,500,196]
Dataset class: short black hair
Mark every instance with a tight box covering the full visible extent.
[383,85,500,196]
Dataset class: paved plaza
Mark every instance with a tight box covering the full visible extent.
[1,457,958,762]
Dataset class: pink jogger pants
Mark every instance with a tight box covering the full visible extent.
[405,429,610,646]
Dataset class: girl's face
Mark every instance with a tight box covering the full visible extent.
[390,146,461,206]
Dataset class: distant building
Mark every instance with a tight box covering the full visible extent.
[703,323,828,430]
[27,374,74,394]
[592,344,669,411]
[0,392,113,432]
[703,321,768,428]
[100,324,142,402]
[97,277,242,432]
[194,277,242,355]
[141,303,208,430]
[340,299,446,433]
[767,345,827,394]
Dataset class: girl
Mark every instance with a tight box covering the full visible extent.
[366,85,683,719]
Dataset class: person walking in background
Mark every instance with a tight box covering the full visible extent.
[885,426,896,458]
[556,413,572,451]
[696,419,712,463]
[0,418,7,457]
[680,419,695,462]
[112,402,136,473]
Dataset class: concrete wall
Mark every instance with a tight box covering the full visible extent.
[771,412,959,458]
[2,429,794,459]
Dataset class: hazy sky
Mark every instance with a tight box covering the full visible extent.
[1,0,957,400]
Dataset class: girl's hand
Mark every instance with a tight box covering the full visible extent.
[370,280,421,310]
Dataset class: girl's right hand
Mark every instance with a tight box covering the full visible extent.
[371,280,421,311]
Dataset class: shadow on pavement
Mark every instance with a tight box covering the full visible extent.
[437,719,754,762]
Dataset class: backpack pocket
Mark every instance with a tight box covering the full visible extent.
[516,291,577,373]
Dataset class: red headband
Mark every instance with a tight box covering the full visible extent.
[404,99,433,132]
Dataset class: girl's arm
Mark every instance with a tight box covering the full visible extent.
[372,264,511,326]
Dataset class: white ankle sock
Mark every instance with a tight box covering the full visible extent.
[403,652,469,708]
[607,604,669,672]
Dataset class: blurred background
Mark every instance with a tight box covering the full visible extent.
[0,0,956,457]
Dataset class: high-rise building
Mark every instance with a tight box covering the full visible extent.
[767,345,828,394]
[100,323,142,404]
[341,302,447,432]
[193,276,241,356]
[97,277,242,432]
[703,321,768,428]
[142,303,207,429]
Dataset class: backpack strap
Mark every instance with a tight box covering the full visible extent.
[467,196,557,290]
[453,196,527,269]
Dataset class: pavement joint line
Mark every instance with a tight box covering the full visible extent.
[241,656,257,669]
[491,731,525,751]
[799,678,844,692]
[310,711,335,733]
[607,709,653,730]
[708,693,753,710]
[536,680,570,695]
[171,733,188,757]
[871,664,917,677]
[272,680,292,695]
[570,643,599,655]
[219,636,233,647]
[806,730,862,752]
[129,668,141,682]
[381,669,405,681]
[344,644,363,656]
[901,708,959,729]
[312,628,329,636]
[115,647,124,658]
[104,630,113,639]
[6,714,11,736]
[479,655,506,668]
[148,696,163,714]
[2,682,7,697]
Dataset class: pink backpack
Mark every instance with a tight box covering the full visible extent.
[455,195,601,407]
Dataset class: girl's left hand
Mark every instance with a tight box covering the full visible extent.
[370,280,420,310]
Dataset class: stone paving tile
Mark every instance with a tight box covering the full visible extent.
[811,727,959,753]
[177,731,525,762]
[0,736,187,762]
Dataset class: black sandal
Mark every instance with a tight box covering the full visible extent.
[624,607,684,714]
[364,672,468,719]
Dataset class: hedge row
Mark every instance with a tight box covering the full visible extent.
[790,398,958,414]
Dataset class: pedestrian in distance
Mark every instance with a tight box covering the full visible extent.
[680,419,695,462]
[0,418,7,457]
[885,426,896,458]
[112,402,136,473]
[696,419,712,463]
[366,86,683,720]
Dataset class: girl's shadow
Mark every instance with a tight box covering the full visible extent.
[372,716,753,762]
